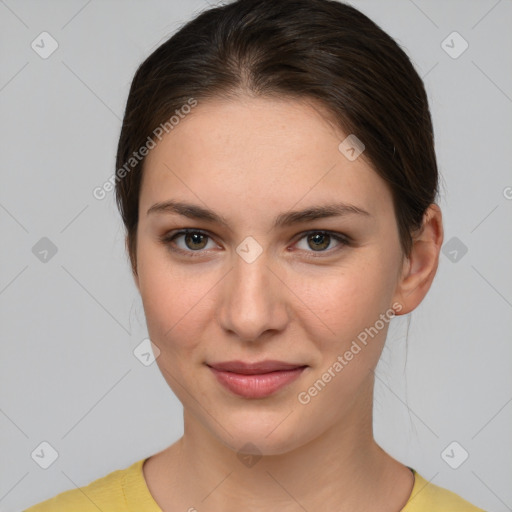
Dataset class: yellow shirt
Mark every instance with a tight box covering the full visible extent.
[24,458,486,511]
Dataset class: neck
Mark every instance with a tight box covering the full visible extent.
[152,377,413,512]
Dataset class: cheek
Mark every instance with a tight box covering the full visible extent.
[292,258,399,407]
[298,257,397,335]
[291,255,401,386]
[137,245,214,352]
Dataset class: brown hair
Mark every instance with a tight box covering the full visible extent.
[115,0,438,276]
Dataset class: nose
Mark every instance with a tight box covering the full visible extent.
[216,248,290,343]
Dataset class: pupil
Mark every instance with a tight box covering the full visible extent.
[310,233,329,251]
[187,233,206,250]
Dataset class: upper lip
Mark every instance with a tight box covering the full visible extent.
[207,360,307,374]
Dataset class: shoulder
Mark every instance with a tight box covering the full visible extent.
[402,470,487,512]
[24,458,147,512]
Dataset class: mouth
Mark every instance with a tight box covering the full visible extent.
[206,360,308,398]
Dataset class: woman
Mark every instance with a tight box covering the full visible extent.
[25,0,486,510]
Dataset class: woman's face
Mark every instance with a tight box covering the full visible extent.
[134,96,406,455]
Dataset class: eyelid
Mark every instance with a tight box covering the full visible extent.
[159,228,351,258]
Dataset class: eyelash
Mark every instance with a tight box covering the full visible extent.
[159,229,351,259]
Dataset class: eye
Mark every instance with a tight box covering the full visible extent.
[293,231,349,256]
[159,229,350,258]
[160,229,218,257]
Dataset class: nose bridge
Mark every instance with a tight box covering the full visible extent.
[218,239,288,341]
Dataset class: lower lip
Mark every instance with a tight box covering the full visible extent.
[208,366,307,399]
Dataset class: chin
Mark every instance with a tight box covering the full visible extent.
[209,413,309,457]
[223,434,302,458]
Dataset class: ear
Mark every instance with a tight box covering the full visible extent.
[125,235,140,292]
[392,204,444,315]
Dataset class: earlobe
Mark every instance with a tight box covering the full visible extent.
[393,204,444,315]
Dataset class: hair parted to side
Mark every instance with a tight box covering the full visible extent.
[115,0,438,277]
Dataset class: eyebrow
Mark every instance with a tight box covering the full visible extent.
[146,200,370,229]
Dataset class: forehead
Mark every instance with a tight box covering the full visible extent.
[140,96,392,222]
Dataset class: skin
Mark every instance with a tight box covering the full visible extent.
[130,96,443,512]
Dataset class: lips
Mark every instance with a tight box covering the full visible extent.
[207,360,306,374]
[207,360,308,398]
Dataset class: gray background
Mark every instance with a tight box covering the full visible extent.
[1,0,511,510]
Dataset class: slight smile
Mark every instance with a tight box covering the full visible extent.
[207,360,309,399]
